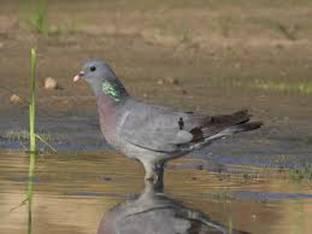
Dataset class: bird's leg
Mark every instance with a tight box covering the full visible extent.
[144,177,164,194]
[142,160,165,190]
[142,160,153,181]
[154,161,165,184]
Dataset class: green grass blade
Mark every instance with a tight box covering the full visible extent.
[29,48,37,153]
[27,152,36,234]
[35,134,57,153]
[27,47,38,234]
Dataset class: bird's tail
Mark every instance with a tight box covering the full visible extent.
[188,110,262,151]
[224,121,263,134]
[203,121,262,142]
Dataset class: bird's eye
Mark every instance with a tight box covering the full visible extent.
[90,66,96,72]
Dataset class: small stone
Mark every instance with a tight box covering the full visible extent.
[49,25,60,34]
[181,89,188,95]
[234,63,241,69]
[275,43,284,50]
[157,79,164,85]
[280,71,287,77]
[208,50,216,56]
[143,93,149,98]
[44,77,58,90]
[10,94,23,104]
[166,77,179,85]
[196,164,204,170]
[102,176,112,181]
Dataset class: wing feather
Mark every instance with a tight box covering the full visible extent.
[118,100,256,153]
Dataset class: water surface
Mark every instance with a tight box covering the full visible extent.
[0,152,311,234]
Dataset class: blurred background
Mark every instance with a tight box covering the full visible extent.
[1,0,312,163]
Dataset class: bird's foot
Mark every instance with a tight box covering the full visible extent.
[142,161,165,190]
[144,174,159,184]
[144,173,163,191]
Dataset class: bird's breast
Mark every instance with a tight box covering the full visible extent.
[96,95,121,146]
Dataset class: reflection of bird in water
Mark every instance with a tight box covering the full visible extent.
[73,60,262,185]
[97,181,249,234]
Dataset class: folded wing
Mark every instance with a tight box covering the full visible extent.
[119,101,262,153]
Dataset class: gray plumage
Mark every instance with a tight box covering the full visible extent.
[119,102,258,153]
[74,59,262,184]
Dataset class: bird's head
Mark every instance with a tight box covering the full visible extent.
[73,60,114,84]
[73,59,128,99]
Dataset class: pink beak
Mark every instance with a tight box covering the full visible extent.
[73,71,85,82]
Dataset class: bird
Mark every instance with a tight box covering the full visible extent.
[73,59,262,185]
[97,181,249,234]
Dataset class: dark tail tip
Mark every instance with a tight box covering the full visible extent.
[238,121,263,132]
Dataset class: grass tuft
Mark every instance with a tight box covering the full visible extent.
[289,164,312,181]
[21,0,48,34]
[4,130,52,142]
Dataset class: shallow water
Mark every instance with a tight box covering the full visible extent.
[0,151,311,234]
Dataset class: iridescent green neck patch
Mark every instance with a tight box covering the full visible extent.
[102,81,121,102]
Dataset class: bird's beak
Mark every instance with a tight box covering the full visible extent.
[73,71,85,82]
